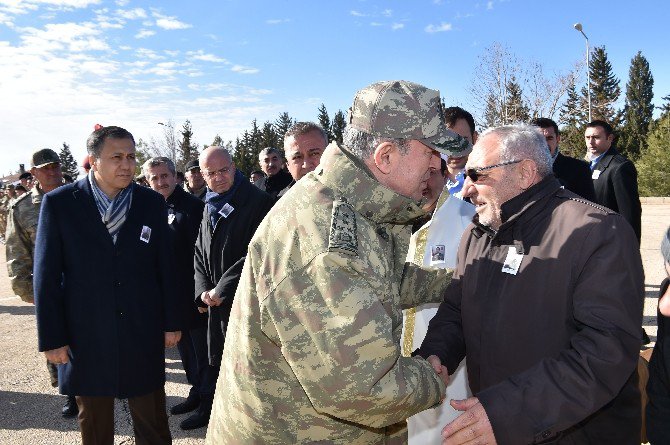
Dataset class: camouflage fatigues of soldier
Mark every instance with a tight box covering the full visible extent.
[6,149,64,389]
[5,185,45,303]
[206,81,471,444]
[0,192,11,241]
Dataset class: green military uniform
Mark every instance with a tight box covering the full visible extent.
[206,143,451,444]
[0,193,10,240]
[5,186,44,303]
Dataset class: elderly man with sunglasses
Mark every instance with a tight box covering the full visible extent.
[415,124,644,444]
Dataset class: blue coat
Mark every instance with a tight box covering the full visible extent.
[34,178,181,398]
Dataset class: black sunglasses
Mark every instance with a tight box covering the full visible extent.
[465,159,523,183]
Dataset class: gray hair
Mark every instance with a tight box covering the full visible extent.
[142,156,176,178]
[662,227,670,265]
[342,126,410,159]
[479,124,553,177]
[284,122,328,147]
[258,147,282,161]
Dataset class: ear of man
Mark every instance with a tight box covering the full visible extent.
[370,141,400,175]
[88,155,98,172]
[518,159,539,190]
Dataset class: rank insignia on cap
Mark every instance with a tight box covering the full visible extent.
[328,199,358,255]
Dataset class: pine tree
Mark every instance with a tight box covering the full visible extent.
[660,95,670,116]
[331,110,346,145]
[484,93,501,127]
[618,52,654,160]
[249,119,263,165]
[635,112,670,196]
[135,138,152,176]
[558,79,586,159]
[317,104,333,142]
[505,76,529,123]
[582,46,621,125]
[260,121,279,150]
[233,133,253,175]
[274,112,295,149]
[231,120,264,175]
[211,134,223,146]
[177,120,198,171]
[58,143,79,180]
[559,80,579,126]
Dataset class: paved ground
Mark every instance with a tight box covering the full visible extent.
[0,203,667,444]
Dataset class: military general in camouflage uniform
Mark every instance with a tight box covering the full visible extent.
[205,80,472,444]
[4,148,74,416]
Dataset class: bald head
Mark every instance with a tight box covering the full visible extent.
[199,146,236,194]
[200,146,232,166]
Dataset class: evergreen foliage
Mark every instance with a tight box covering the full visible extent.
[483,93,501,127]
[619,51,654,160]
[134,138,151,176]
[582,46,621,125]
[274,112,295,149]
[660,95,670,115]
[177,120,198,171]
[558,79,586,159]
[635,111,670,196]
[211,134,223,146]
[331,110,346,145]
[261,121,279,149]
[505,76,530,123]
[58,143,79,180]
[317,104,333,142]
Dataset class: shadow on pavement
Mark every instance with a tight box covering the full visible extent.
[0,304,34,316]
[0,390,79,431]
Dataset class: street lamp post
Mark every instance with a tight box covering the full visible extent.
[573,23,591,122]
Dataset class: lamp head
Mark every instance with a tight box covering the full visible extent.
[573,23,583,31]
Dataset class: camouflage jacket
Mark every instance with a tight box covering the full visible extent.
[5,187,44,303]
[206,143,451,444]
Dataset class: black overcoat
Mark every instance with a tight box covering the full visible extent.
[167,186,206,330]
[193,179,274,362]
[552,152,595,201]
[591,147,642,242]
[34,178,181,398]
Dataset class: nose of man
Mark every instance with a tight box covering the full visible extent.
[461,176,476,199]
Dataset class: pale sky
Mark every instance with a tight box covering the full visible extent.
[1,0,668,176]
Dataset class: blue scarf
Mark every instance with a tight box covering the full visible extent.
[205,169,245,230]
[88,170,134,243]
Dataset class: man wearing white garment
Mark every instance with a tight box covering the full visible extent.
[402,106,477,445]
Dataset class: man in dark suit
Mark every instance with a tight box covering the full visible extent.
[190,145,274,430]
[142,157,207,424]
[586,120,642,243]
[532,118,595,201]
[34,126,182,444]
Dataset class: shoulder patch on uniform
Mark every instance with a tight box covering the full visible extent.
[328,199,358,255]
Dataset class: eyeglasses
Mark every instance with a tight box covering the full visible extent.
[202,164,233,179]
[465,159,523,183]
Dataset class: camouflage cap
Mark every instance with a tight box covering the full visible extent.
[348,80,472,157]
[31,148,60,168]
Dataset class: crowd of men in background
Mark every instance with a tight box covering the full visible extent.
[0,79,648,444]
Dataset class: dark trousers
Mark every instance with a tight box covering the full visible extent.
[177,326,211,396]
[76,387,171,445]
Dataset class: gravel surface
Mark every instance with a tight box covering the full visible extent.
[0,203,667,444]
